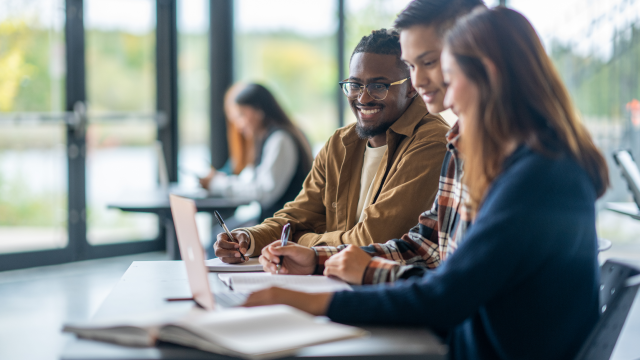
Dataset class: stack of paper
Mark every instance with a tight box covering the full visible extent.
[206,257,264,272]
[218,273,353,293]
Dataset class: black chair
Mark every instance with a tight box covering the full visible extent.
[613,150,640,209]
[574,259,640,360]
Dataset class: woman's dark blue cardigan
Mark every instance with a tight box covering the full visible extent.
[328,146,600,360]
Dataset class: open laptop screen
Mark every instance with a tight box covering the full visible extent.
[169,194,216,310]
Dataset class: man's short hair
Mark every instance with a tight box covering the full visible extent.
[350,28,407,75]
[394,0,486,35]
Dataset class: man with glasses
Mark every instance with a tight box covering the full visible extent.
[215,29,450,263]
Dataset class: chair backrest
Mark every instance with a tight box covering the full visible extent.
[613,150,640,208]
[574,259,640,360]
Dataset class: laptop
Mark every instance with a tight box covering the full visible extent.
[157,141,209,199]
[613,150,640,209]
[169,194,247,310]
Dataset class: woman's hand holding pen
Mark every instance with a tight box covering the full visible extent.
[214,231,249,263]
[259,241,316,275]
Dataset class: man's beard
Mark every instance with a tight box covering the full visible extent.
[355,121,393,139]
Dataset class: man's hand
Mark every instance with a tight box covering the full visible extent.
[323,245,373,284]
[259,241,316,275]
[243,287,333,316]
[214,230,249,263]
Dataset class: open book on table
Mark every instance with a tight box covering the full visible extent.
[63,305,366,360]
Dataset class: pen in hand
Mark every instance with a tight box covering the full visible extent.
[276,223,291,274]
[213,210,246,261]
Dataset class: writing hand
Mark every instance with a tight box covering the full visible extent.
[259,241,316,275]
[214,231,249,263]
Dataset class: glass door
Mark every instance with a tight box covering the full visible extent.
[84,0,160,246]
[177,0,212,244]
[0,0,68,256]
[0,0,168,271]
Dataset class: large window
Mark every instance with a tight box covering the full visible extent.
[343,0,412,125]
[177,0,210,184]
[84,0,159,245]
[234,0,338,152]
[178,0,211,244]
[0,0,67,254]
[510,0,640,257]
[345,0,411,57]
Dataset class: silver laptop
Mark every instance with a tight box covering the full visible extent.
[169,194,247,309]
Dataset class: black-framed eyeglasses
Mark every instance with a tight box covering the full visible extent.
[338,77,411,101]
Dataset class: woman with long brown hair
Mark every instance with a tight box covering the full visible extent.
[199,83,313,220]
[240,7,608,360]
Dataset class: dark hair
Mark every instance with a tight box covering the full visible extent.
[351,28,406,74]
[236,84,292,130]
[444,7,609,208]
[234,83,313,172]
[394,0,486,35]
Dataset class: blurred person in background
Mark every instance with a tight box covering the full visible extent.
[199,82,254,180]
[222,82,255,176]
[246,7,609,360]
[199,83,313,221]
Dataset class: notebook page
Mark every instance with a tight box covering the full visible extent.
[167,305,366,359]
[206,257,264,272]
[218,273,352,293]
[63,307,204,347]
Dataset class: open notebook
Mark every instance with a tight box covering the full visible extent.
[63,305,367,360]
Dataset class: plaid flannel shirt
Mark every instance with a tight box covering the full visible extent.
[313,122,472,284]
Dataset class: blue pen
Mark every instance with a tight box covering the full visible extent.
[276,223,291,274]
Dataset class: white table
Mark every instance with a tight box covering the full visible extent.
[60,261,448,359]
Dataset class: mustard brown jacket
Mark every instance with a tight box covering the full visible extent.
[243,97,450,254]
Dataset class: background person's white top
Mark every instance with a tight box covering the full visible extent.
[208,130,299,211]
[356,144,387,223]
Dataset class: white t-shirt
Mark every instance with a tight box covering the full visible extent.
[356,144,387,223]
[243,141,386,257]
